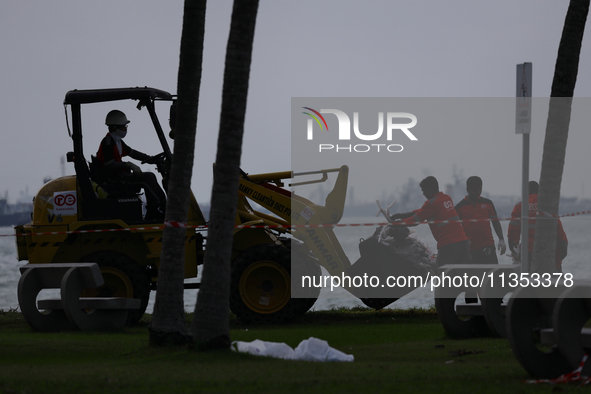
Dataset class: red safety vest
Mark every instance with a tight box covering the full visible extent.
[403,191,468,249]
[507,193,568,268]
[455,196,498,250]
[96,133,131,168]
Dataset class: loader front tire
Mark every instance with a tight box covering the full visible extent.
[230,243,318,324]
[80,251,150,326]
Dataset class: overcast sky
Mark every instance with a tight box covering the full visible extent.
[2,1,591,209]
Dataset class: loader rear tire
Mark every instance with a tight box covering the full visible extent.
[230,243,319,324]
[80,251,150,326]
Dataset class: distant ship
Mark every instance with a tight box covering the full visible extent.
[1,176,53,227]
[343,170,591,220]
[0,198,32,227]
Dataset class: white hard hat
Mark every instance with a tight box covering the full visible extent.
[105,110,130,126]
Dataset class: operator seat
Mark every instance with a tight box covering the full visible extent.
[88,155,143,222]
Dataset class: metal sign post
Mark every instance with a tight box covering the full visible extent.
[516,62,532,273]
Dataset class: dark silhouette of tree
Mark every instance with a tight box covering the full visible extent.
[190,0,260,349]
[149,0,207,346]
[532,0,589,273]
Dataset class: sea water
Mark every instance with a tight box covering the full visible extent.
[1,216,590,313]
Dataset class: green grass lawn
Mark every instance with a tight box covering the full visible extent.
[0,307,579,393]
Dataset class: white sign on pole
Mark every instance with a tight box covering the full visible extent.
[516,62,532,134]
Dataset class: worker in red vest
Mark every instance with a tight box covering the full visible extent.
[455,176,506,264]
[391,176,471,269]
[507,181,568,272]
[96,110,166,220]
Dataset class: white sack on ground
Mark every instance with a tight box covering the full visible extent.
[231,337,354,362]
[232,339,296,360]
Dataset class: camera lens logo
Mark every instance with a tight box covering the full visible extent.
[302,107,329,138]
[302,107,418,153]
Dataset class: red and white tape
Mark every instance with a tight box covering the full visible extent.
[164,221,187,228]
[539,209,591,218]
[527,354,590,385]
[3,210,591,238]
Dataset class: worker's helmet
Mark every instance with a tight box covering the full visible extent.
[105,110,130,126]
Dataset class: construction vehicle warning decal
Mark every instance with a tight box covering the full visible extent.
[300,207,314,221]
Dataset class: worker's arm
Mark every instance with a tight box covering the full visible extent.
[398,199,436,227]
[390,211,415,221]
[123,143,149,178]
[507,203,521,255]
[556,219,568,260]
[490,202,506,255]
[492,219,504,241]
[129,149,151,163]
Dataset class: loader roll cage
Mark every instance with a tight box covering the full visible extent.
[63,87,175,221]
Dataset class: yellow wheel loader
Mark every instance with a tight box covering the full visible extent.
[13,87,351,325]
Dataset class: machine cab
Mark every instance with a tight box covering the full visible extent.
[59,87,199,223]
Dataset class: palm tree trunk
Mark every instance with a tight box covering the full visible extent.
[190,0,260,349]
[149,0,207,346]
[532,0,589,273]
